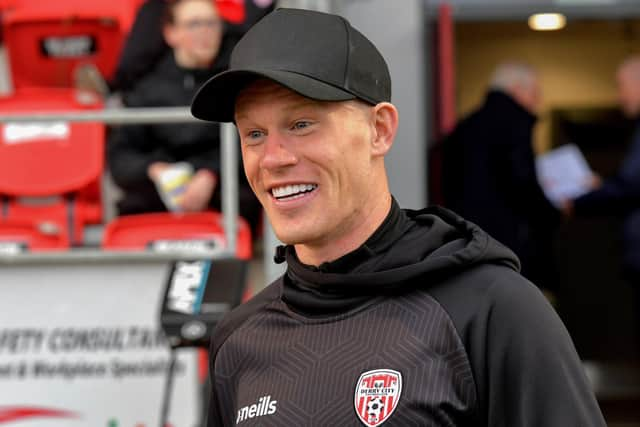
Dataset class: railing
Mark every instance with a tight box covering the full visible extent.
[0,107,283,279]
[0,107,198,125]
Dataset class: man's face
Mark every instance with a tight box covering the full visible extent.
[524,80,542,113]
[235,81,389,262]
[617,69,640,118]
[512,78,541,114]
[165,0,222,68]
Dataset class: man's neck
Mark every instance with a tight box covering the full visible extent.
[294,193,393,267]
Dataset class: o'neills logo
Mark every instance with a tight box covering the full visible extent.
[354,369,402,426]
[236,395,277,424]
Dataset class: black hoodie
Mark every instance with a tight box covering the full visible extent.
[207,201,605,427]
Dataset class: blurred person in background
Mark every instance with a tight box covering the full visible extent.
[107,0,260,231]
[442,62,563,296]
[570,55,640,325]
[110,0,274,93]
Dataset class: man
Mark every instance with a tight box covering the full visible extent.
[191,9,605,426]
[442,63,562,293]
[108,0,260,230]
[572,56,640,315]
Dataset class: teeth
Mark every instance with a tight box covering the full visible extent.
[272,184,317,199]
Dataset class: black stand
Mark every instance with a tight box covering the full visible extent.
[158,346,210,427]
[158,257,249,427]
[159,347,177,427]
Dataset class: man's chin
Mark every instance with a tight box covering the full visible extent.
[273,232,305,246]
[273,227,319,247]
[193,52,216,65]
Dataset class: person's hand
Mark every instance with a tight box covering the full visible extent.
[588,173,602,190]
[147,161,171,182]
[177,169,217,212]
[558,198,574,219]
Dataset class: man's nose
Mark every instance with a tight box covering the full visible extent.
[259,133,297,170]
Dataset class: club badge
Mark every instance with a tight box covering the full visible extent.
[354,369,402,426]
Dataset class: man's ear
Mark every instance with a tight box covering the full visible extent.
[371,102,399,157]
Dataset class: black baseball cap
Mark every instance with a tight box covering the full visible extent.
[191,8,391,122]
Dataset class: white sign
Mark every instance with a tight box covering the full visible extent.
[3,122,70,144]
[42,36,94,58]
[0,260,200,427]
[167,260,209,314]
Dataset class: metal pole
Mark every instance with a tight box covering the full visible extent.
[158,347,178,427]
[221,123,238,256]
[0,107,198,125]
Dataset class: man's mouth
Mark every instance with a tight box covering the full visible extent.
[271,184,318,201]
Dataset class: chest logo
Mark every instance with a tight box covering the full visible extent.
[354,369,402,426]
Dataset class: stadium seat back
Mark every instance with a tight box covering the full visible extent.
[0,218,70,251]
[216,0,245,24]
[0,88,104,196]
[1,0,142,88]
[102,212,253,260]
[0,88,105,245]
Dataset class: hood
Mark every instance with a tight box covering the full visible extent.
[281,201,520,314]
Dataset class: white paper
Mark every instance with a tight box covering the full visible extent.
[536,144,593,206]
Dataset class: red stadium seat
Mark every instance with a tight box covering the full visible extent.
[102,211,253,260]
[0,87,105,247]
[0,218,69,251]
[216,0,245,24]
[1,0,143,89]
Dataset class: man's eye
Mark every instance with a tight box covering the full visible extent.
[292,121,311,130]
[241,129,264,145]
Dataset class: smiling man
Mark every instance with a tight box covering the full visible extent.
[234,80,394,266]
[191,8,605,427]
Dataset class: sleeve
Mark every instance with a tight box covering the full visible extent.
[574,177,636,215]
[574,134,640,215]
[107,123,171,191]
[183,123,222,174]
[478,272,606,427]
[186,146,220,174]
[107,78,175,191]
[206,281,283,427]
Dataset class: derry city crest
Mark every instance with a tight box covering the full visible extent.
[354,369,402,426]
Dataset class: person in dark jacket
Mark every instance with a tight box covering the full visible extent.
[190,9,605,426]
[571,56,640,323]
[110,0,168,93]
[442,63,563,292]
[110,0,274,93]
[108,0,260,229]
